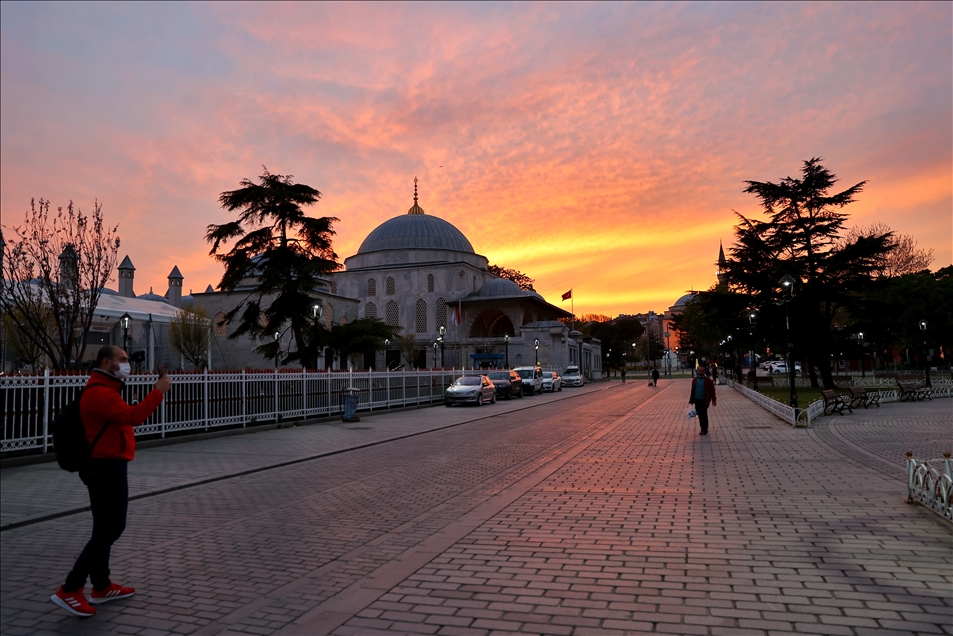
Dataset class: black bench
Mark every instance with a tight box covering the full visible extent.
[821,389,852,416]
[898,381,933,402]
[848,386,881,409]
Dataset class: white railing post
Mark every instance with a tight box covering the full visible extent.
[160,384,166,439]
[41,369,51,453]
[241,369,247,427]
[302,368,307,416]
[203,368,209,431]
[274,369,279,421]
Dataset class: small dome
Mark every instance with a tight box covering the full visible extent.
[137,287,170,304]
[673,293,695,307]
[99,287,119,296]
[358,214,474,255]
[475,278,523,298]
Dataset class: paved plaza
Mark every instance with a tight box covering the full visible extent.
[1,380,950,636]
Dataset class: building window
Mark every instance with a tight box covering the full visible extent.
[435,298,447,330]
[364,302,377,319]
[386,301,399,327]
[340,315,348,325]
[415,299,427,333]
[329,280,337,295]
[214,312,227,336]
[386,276,395,296]
[366,278,376,296]
[427,274,435,293]
[325,303,333,328]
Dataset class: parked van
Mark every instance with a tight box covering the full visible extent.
[513,366,544,395]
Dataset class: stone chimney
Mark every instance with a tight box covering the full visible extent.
[59,244,79,291]
[118,255,136,298]
[166,265,184,307]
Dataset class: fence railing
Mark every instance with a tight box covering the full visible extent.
[728,380,952,428]
[907,453,953,523]
[1,368,471,455]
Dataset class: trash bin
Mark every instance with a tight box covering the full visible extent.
[341,387,360,423]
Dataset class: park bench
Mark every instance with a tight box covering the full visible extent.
[848,386,881,409]
[898,381,933,402]
[821,389,852,416]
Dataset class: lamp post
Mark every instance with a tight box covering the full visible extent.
[857,332,866,378]
[433,341,438,369]
[439,325,445,368]
[920,320,931,387]
[384,339,389,370]
[748,311,757,380]
[534,338,539,367]
[779,275,798,410]
[120,313,132,352]
[273,331,280,369]
[663,331,670,375]
[504,333,509,369]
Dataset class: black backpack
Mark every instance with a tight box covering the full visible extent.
[51,391,109,472]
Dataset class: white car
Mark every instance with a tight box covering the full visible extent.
[771,361,802,375]
[542,371,562,392]
[445,375,497,406]
[513,366,544,395]
[562,366,585,387]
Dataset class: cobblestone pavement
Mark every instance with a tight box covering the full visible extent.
[0,380,950,636]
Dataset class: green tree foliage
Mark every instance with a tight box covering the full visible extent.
[711,158,894,389]
[0,199,120,370]
[487,264,535,291]
[206,168,339,368]
[587,316,644,369]
[169,307,212,369]
[293,317,399,371]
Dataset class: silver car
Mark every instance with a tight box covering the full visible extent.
[562,366,585,387]
[542,371,562,392]
[445,375,497,406]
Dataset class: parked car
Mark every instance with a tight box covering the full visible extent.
[771,361,802,374]
[445,375,497,406]
[513,366,544,395]
[542,371,562,392]
[562,366,585,387]
[485,370,524,399]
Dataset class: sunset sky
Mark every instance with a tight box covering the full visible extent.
[1,2,950,317]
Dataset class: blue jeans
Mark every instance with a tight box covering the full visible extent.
[65,459,128,591]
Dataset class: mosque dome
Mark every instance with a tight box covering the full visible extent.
[673,293,696,308]
[474,278,523,298]
[137,287,170,304]
[356,178,473,255]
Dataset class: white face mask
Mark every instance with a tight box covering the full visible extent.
[115,362,132,380]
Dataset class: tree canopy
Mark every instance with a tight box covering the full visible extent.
[207,167,339,368]
[487,264,535,291]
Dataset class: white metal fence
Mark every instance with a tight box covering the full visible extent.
[907,454,953,523]
[728,379,952,428]
[1,368,472,455]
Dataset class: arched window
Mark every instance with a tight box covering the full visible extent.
[329,280,338,295]
[435,298,447,330]
[415,299,427,333]
[214,311,227,336]
[366,278,376,296]
[364,302,377,319]
[385,276,395,296]
[340,315,348,325]
[427,274,435,293]
[324,303,334,328]
[386,301,399,327]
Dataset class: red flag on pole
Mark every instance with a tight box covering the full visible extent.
[561,289,572,301]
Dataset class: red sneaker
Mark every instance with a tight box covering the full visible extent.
[89,582,135,604]
[50,586,96,617]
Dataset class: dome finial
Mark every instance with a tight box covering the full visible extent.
[407,176,425,214]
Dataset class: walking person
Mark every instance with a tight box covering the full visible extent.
[688,365,716,435]
[51,345,171,618]
[620,367,627,383]
[651,367,660,387]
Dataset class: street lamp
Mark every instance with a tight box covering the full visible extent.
[779,275,798,410]
[534,338,539,367]
[919,320,931,387]
[504,333,509,369]
[663,331,671,375]
[433,341,438,368]
[439,325,445,368]
[119,312,132,352]
[311,301,323,320]
[273,331,280,369]
[857,332,866,378]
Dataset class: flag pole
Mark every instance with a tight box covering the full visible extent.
[571,296,574,331]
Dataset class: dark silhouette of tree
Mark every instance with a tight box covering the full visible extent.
[206,168,338,369]
[717,158,894,388]
[488,264,535,291]
[1,199,120,370]
[169,307,212,369]
[841,222,934,278]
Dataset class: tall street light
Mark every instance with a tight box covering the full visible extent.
[433,341,438,369]
[534,338,539,367]
[120,313,132,352]
[504,334,509,369]
[439,325,445,368]
[920,320,931,387]
[384,339,389,370]
[273,331,280,369]
[779,275,798,411]
[857,332,866,378]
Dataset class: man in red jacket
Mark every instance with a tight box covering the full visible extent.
[689,364,716,435]
[51,345,171,617]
